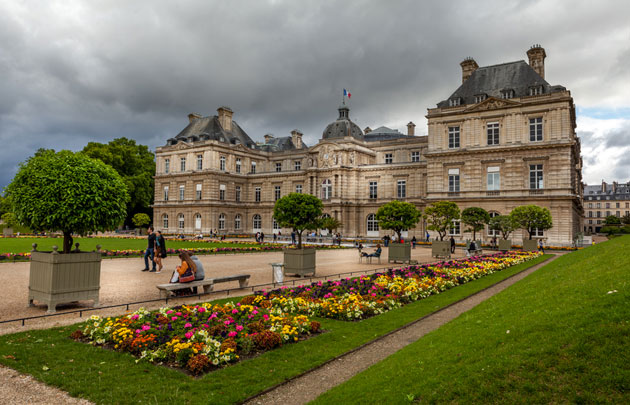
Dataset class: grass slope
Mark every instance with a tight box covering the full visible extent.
[0,255,549,404]
[315,237,630,404]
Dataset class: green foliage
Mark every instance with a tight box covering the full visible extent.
[6,150,129,253]
[132,213,151,228]
[376,201,421,241]
[0,194,10,216]
[82,137,155,225]
[273,193,323,248]
[321,216,342,233]
[604,215,621,225]
[423,201,460,241]
[460,207,490,240]
[488,215,517,240]
[621,214,630,225]
[1,212,18,228]
[510,205,553,240]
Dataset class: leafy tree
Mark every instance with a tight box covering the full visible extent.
[461,207,490,241]
[6,150,129,253]
[1,212,18,228]
[376,201,421,242]
[273,193,323,249]
[488,215,517,240]
[423,201,460,241]
[132,213,151,228]
[622,214,630,225]
[604,215,621,225]
[321,216,342,233]
[82,138,155,225]
[0,194,9,216]
[510,205,553,240]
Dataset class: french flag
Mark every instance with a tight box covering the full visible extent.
[343,88,351,98]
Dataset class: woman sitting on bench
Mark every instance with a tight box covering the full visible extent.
[362,244,382,258]
[170,251,197,295]
[466,241,479,257]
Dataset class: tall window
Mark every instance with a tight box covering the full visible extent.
[253,214,262,230]
[294,161,301,171]
[195,183,202,200]
[385,153,393,164]
[250,161,257,174]
[218,214,225,230]
[295,184,303,194]
[529,164,543,189]
[448,98,461,106]
[532,228,544,237]
[367,214,379,232]
[179,185,185,200]
[501,89,514,99]
[487,122,499,145]
[164,158,170,174]
[529,117,543,142]
[448,126,460,149]
[397,180,406,198]
[449,220,461,235]
[234,214,241,230]
[219,184,226,200]
[235,158,241,173]
[195,213,202,229]
[220,156,226,171]
[369,181,378,199]
[163,186,169,201]
[275,162,282,172]
[235,186,241,202]
[163,214,168,229]
[178,214,185,229]
[529,86,543,96]
[274,185,281,201]
[448,169,460,192]
[488,212,499,236]
[255,187,261,202]
[487,167,500,191]
[197,154,203,170]
[180,157,186,172]
[273,218,280,231]
[411,151,420,162]
[322,179,332,199]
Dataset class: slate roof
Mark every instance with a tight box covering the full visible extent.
[322,105,364,141]
[166,115,257,148]
[437,60,566,108]
[364,126,409,142]
[583,183,630,200]
[258,136,308,152]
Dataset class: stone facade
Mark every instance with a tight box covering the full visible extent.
[583,181,630,233]
[153,46,583,245]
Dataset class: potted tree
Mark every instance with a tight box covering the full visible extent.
[273,193,322,277]
[1,212,17,237]
[489,215,517,251]
[424,201,460,258]
[376,201,421,263]
[6,150,128,313]
[132,213,151,235]
[510,205,553,251]
[321,216,342,245]
[461,207,490,249]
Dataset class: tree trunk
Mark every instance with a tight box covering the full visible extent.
[63,231,73,254]
[297,230,303,249]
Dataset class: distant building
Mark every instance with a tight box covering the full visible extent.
[153,45,583,245]
[582,181,630,233]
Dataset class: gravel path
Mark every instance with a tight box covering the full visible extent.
[245,254,559,405]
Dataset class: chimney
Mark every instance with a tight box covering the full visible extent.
[613,181,618,193]
[264,134,274,144]
[188,113,202,123]
[407,121,416,136]
[291,129,303,149]
[217,106,233,132]
[601,180,607,193]
[364,126,372,134]
[527,44,546,79]
[460,57,479,84]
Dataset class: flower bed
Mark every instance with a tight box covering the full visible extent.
[254,251,542,321]
[76,302,321,375]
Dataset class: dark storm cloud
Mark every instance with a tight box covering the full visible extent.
[1,0,630,190]
[603,123,630,148]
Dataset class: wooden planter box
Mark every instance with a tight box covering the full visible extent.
[498,239,512,251]
[388,242,411,263]
[432,240,451,258]
[283,248,316,277]
[2,227,13,237]
[522,239,539,251]
[29,251,101,313]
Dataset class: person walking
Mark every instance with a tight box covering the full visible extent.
[153,230,166,273]
[450,235,456,254]
[538,238,545,253]
[260,232,265,242]
[142,226,157,272]
[291,231,296,245]
[411,235,417,249]
[425,231,430,243]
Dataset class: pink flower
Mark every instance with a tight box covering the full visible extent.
[176,312,182,316]
[202,324,209,328]
[263,314,269,321]
[232,309,238,314]
[166,310,173,315]
[198,307,206,313]
[228,331,237,337]
[135,329,142,334]
[224,320,231,326]
[185,331,193,339]
[184,323,192,328]
[131,314,139,320]
[142,324,151,331]
[252,310,258,315]
[171,316,178,321]
[236,325,244,331]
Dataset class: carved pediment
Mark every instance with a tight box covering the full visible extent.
[465,97,521,112]
[173,141,193,150]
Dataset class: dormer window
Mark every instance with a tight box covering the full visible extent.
[448,97,462,107]
[501,89,514,99]
[474,94,487,103]
[528,86,544,96]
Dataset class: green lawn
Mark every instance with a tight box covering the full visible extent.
[0,255,549,404]
[0,237,260,254]
[315,236,630,404]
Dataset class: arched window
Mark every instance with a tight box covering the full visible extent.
[234,214,242,230]
[163,214,169,229]
[218,213,226,230]
[367,214,379,233]
[253,214,262,231]
[272,218,280,230]
[194,213,202,229]
[178,213,185,230]
[487,211,500,236]
[321,179,332,200]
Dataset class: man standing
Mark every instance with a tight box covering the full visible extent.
[142,226,157,272]
[450,235,456,254]
[291,231,296,245]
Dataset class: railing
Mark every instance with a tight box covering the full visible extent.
[529,189,544,195]
[486,191,500,196]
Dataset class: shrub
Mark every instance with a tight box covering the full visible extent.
[253,330,282,350]
[187,354,211,376]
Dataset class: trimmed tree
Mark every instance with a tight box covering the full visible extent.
[132,213,151,228]
[461,207,490,241]
[321,216,342,244]
[510,205,553,240]
[622,214,630,225]
[375,201,421,242]
[604,215,621,225]
[488,215,517,240]
[273,193,323,249]
[423,201,460,241]
[6,150,129,253]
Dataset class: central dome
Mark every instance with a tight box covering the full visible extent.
[322,105,364,141]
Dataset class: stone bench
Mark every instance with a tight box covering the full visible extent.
[157,274,251,298]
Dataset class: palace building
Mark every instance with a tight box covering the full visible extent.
[153,45,583,246]
[583,180,630,234]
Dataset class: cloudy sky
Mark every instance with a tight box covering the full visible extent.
[1,0,629,190]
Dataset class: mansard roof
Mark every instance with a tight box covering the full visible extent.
[437,60,566,108]
[258,136,308,152]
[166,116,257,148]
[364,126,408,142]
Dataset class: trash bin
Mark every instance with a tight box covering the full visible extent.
[270,263,284,283]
